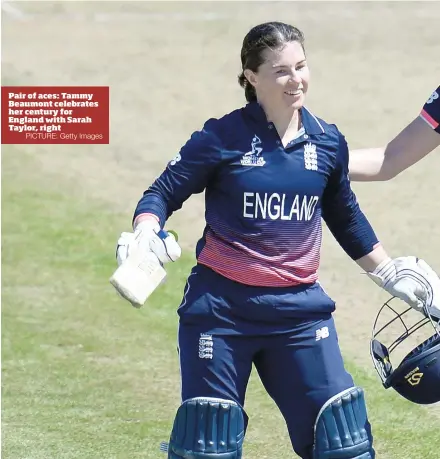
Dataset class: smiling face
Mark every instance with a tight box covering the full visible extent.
[244,41,310,112]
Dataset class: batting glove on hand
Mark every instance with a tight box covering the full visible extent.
[415,259,440,320]
[116,231,135,266]
[367,256,436,313]
[116,220,181,267]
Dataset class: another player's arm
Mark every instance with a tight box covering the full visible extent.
[348,118,439,182]
[348,86,440,182]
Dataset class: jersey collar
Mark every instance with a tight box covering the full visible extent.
[244,101,326,136]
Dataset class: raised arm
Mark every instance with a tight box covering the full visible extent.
[349,87,440,182]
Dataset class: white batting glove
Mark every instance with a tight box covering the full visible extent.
[367,256,435,312]
[116,232,136,266]
[111,221,182,308]
[416,259,440,319]
[134,220,181,264]
[116,220,181,267]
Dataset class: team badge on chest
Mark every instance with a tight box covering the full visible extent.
[304,142,318,171]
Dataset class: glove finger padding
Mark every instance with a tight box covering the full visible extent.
[415,259,440,315]
[133,220,160,254]
[388,278,425,311]
[116,232,136,266]
[150,230,181,263]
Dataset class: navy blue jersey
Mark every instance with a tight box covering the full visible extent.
[420,86,440,133]
[134,102,378,287]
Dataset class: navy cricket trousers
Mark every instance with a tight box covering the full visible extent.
[177,264,356,459]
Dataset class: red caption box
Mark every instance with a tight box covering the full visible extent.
[1,86,109,144]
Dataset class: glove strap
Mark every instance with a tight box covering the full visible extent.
[134,218,161,235]
[367,257,395,287]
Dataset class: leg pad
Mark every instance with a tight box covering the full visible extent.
[165,397,245,458]
[313,387,375,459]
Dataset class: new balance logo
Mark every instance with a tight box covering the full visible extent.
[169,153,181,166]
[199,333,213,359]
[240,135,265,167]
[316,326,329,341]
[427,90,439,104]
[304,142,317,171]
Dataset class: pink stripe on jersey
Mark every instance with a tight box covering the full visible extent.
[420,109,439,129]
[198,213,322,287]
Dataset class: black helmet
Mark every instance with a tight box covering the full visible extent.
[370,294,440,405]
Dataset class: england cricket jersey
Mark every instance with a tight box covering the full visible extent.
[134,102,378,287]
[420,86,440,133]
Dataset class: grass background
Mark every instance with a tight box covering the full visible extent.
[2,1,440,458]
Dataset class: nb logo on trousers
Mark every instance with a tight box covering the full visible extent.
[316,326,330,341]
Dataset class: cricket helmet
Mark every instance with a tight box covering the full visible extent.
[370,278,440,405]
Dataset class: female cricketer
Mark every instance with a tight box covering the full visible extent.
[118,22,439,459]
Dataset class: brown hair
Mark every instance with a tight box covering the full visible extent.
[238,22,305,102]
